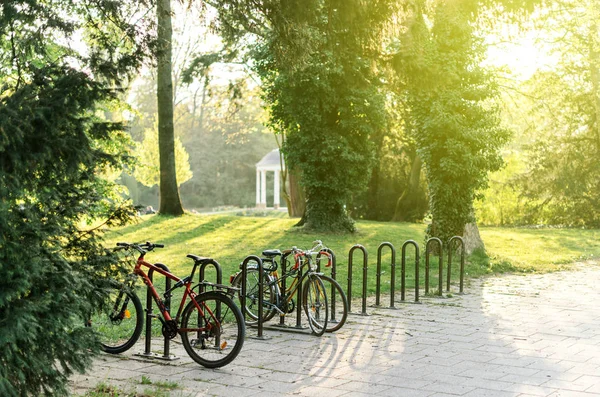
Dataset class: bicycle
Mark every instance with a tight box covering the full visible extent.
[89,242,245,368]
[231,241,346,335]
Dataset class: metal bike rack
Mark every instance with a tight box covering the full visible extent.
[240,255,269,339]
[195,258,223,339]
[447,236,465,294]
[198,259,223,291]
[376,242,396,308]
[400,240,421,303]
[317,248,338,321]
[137,263,178,361]
[425,238,444,296]
[348,244,368,315]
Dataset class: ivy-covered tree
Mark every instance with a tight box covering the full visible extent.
[393,0,512,249]
[207,0,395,232]
[0,1,149,395]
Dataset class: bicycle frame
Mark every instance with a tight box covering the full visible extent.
[132,254,216,330]
[266,251,323,313]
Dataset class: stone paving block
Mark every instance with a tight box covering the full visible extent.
[334,380,393,394]
[566,363,600,376]
[200,383,263,396]
[503,383,558,396]
[462,389,521,397]
[421,381,476,395]
[497,373,550,387]
[458,368,507,381]
[294,384,351,397]
[546,391,600,397]
[377,387,436,397]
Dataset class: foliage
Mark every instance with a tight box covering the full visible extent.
[393,1,510,244]
[475,152,529,225]
[126,72,276,210]
[0,1,148,395]
[134,126,193,188]
[514,1,600,227]
[209,0,396,232]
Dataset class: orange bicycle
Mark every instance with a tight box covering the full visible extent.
[90,242,244,368]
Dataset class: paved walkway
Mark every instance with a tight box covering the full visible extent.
[70,263,600,397]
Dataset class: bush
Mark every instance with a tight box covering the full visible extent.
[0,66,134,396]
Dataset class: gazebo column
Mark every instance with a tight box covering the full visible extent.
[256,169,261,207]
[260,170,267,208]
[274,170,280,209]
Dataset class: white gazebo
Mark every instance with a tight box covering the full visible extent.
[256,148,283,209]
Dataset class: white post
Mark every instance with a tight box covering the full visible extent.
[256,169,260,207]
[274,170,280,209]
[260,170,267,208]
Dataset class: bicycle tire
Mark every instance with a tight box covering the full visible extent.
[313,275,348,333]
[92,285,143,354]
[180,291,245,368]
[232,269,277,324]
[302,274,328,336]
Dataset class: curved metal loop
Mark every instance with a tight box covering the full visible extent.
[316,248,336,278]
[401,240,420,303]
[376,242,396,307]
[447,236,465,294]
[240,255,264,337]
[348,244,368,315]
[425,238,444,296]
[198,259,223,294]
[145,263,173,358]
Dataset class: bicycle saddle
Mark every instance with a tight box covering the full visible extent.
[261,249,282,258]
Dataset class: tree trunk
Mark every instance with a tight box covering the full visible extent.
[157,0,184,215]
[393,153,426,222]
[463,222,484,254]
[288,169,306,218]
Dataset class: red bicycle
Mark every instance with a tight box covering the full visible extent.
[90,242,244,368]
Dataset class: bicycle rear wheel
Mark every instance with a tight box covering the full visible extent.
[180,291,245,368]
[91,285,143,354]
[302,274,328,336]
[232,269,277,324]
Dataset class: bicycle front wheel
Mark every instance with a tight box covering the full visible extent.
[302,274,328,336]
[315,275,348,333]
[180,291,245,368]
[91,285,143,354]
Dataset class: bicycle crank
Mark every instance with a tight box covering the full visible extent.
[162,319,179,339]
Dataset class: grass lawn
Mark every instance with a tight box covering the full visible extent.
[104,213,600,297]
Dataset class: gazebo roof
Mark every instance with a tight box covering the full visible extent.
[256,148,283,171]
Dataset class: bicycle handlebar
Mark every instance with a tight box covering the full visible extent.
[116,241,165,254]
[290,240,327,257]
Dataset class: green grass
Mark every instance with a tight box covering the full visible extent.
[104,213,600,298]
[481,227,600,271]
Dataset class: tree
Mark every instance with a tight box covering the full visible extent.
[0,1,148,394]
[134,126,193,188]
[157,0,185,215]
[393,0,512,249]
[515,0,600,227]
[210,0,395,232]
